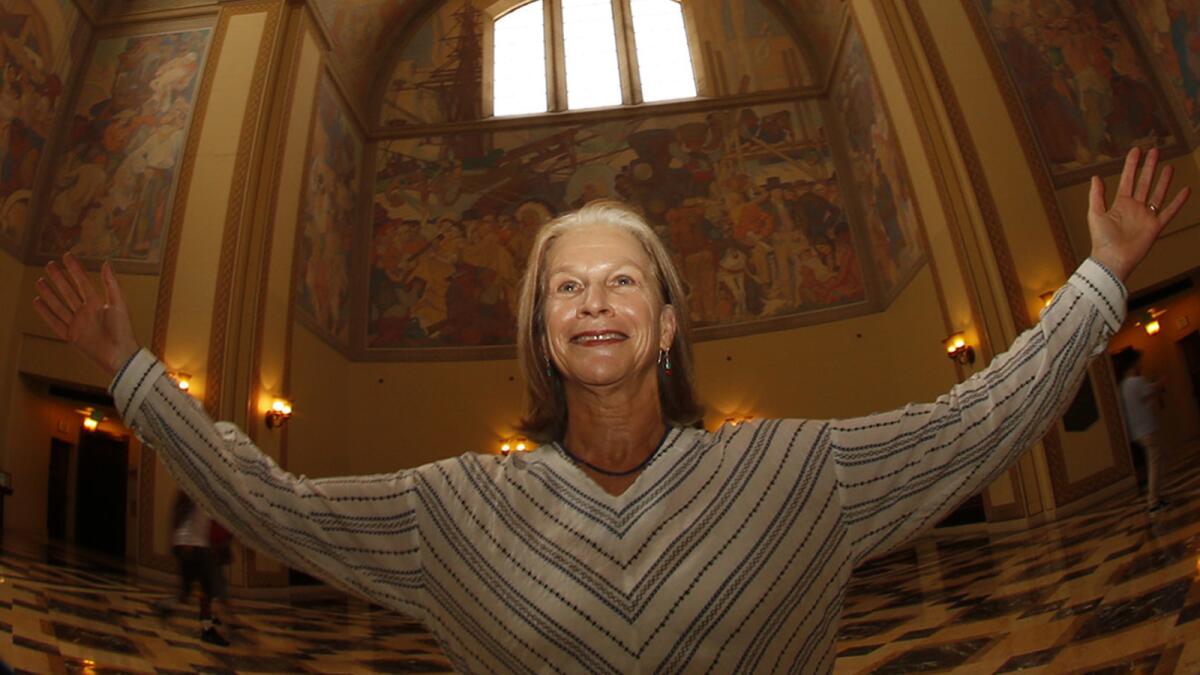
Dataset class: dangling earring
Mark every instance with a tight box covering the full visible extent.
[545,355,554,378]
[660,349,673,376]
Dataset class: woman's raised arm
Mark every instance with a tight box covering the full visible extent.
[828,147,1189,566]
[34,255,431,620]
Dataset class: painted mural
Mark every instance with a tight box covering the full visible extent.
[381,0,483,128]
[786,0,847,75]
[0,0,83,251]
[976,0,1175,179]
[36,28,210,264]
[831,24,922,294]
[689,0,812,96]
[296,74,362,346]
[1126,0,1200,135]
[370,100,866,349]
[318,0,413,105]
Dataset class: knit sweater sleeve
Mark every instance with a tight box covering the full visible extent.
[826,258,1126,566]
[109,352,429,619]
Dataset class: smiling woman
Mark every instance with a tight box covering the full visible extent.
[30,148,1191,672]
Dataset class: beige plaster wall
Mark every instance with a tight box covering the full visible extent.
[287,264,956,475]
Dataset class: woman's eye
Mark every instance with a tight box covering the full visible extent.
[614,275,635,287]
[557,281,579,293]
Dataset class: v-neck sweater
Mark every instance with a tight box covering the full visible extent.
[110,259,1124,673]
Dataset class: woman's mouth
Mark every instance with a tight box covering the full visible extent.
[571,331,628,345]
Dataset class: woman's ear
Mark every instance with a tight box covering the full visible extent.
[659,304,678,351]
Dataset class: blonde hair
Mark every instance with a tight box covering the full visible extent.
[515,200,703,442]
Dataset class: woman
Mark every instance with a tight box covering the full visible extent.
[34,148,1187,671]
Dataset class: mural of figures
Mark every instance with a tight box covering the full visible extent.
[36,28,210,264]
[381,0,483,128]
[976,0,1175,179]
[296,75,363,347]
[369,100,867,350]
[832,25,922,294]
[787,0,848,74]
[689,0,812,96]
[317,0,410,105]
[0,0,83,251]
[1126,0,1200,135]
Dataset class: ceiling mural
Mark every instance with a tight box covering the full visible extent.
[972,0,1177,183]
[689,0,814,96]
[784,0,848,79]
[380,0,483,128]
[1124,0,1200,137]
[310,0,417,105]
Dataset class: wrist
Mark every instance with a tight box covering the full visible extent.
[107,344,141,378]
[1088,251,1131,282]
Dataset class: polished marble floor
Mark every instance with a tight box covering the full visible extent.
[3,459,1200,673]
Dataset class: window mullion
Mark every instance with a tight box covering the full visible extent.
[546,0,567,112]
[611,0,640,105]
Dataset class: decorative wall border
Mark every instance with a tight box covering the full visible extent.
[956,0,1135,504]
[203,1,284,416]
[138,8,224,575]
[866,0,981,381]
[905,0,1132,510]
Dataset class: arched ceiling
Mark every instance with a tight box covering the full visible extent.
[307,0,849,114]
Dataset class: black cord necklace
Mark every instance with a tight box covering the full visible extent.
[557,428,673,477]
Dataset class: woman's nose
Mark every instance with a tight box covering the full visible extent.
[579,284,613,316]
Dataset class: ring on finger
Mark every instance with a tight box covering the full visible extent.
[1148,202,1159,214]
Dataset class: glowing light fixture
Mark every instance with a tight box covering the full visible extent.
[266,398,293,429]
[944,332,976,365]
[170,372,192,391]
[1039,291,1055,308]
[78,407,104,431]
[501,437,530,455]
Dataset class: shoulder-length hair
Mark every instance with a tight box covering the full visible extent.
[515,200,704,443]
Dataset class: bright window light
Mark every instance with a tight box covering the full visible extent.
[493,1,548,116]
[630,0,696,102]
[562,0,623,109]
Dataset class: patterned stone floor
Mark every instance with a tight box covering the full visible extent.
[3,459,1200,673]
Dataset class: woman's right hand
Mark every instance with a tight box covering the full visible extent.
[33,253,139,377]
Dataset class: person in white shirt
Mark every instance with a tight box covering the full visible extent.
[1116,346,1168,512]
[156,491,229,646]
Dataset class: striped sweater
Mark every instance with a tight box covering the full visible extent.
[110,259,1124,672]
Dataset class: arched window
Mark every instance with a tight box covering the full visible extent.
[487,0,698,117]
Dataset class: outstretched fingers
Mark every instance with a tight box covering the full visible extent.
[44,261,82,312]
[33,297,69,340]
[1088,175,1107,218]
[1133,148,1158,203]
[63,253,98,304]
[1116,146,1141,198]
[101,262,127,312]
[1157,185,1191,226]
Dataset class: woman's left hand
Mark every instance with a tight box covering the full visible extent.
[1088,147,1190,281]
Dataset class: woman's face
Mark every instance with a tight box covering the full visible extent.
[543,224,676,389]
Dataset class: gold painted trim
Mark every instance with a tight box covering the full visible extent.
[139,3,231,577]
[376,85,823,139]
[204,1,284,416]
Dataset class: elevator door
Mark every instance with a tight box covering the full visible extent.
[74,431,128,559]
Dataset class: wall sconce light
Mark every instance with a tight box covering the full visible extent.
[1039,291,1055,308]
[170,372,192,392]
[500,437,529,456]
[265,398,293,429]
[78,407,104,431]
[944,332,975,365]
[1144,319,1161,336]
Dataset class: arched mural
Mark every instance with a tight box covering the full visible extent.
[35,27,211,265]
[370,100,869,349]
[296,73,363,347]
[974,0,1177,182]
[1126,0,1200,136]
[0,0,83,252]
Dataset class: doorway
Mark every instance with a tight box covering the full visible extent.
[74,431,129,559]
[1181,330,1200,419]
[47,439,72,541]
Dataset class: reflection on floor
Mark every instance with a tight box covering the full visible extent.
[3,461,1200,673]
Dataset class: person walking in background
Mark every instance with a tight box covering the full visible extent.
[156,491,229,646]
[207,519,235,628]
[1116,347,1169,513]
